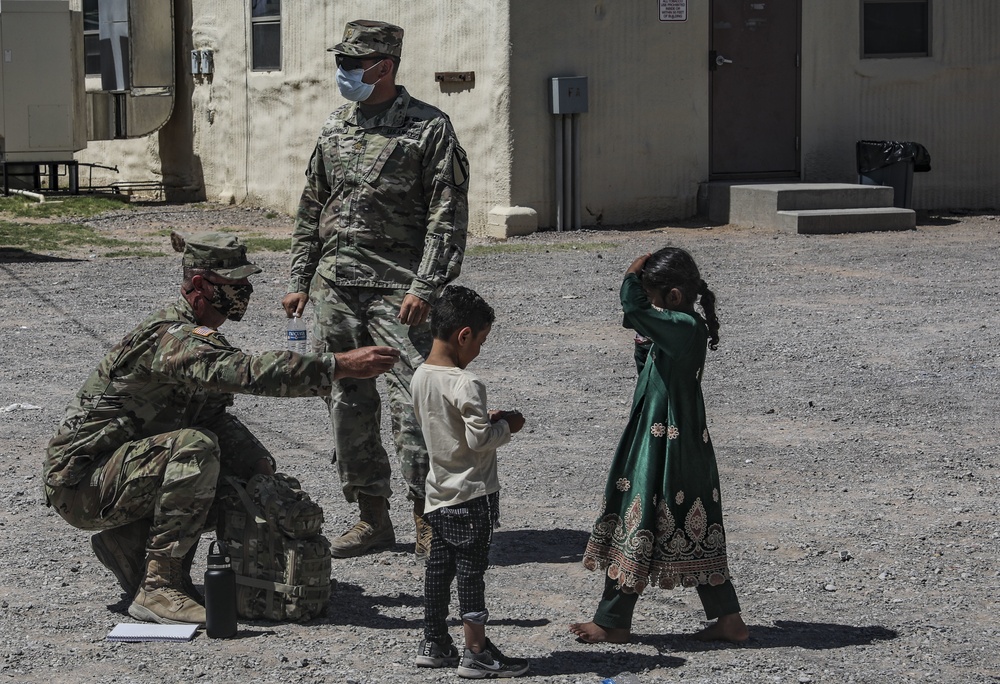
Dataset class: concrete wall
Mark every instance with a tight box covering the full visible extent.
[509,0,709,228]
[75,0,512,230]
[801,1,1000,209]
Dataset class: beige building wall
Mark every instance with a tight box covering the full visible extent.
[73,1,1000,226]
[801,1,1000,209]
[76,0,512,231]
[509,0,710,228]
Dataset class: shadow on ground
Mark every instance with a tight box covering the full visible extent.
[635,619,898,652]
[490,528,590,566]
[529,649,685,677]
[0,249,82,264]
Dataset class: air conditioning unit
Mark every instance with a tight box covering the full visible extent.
[0,0,87,162]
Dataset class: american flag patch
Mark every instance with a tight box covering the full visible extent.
[192,326,217,337]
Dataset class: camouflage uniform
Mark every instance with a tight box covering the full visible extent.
[289,70,469,502]
[43,298,338,559]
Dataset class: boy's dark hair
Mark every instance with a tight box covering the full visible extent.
[430,285,495,340]
[641,246,720,350]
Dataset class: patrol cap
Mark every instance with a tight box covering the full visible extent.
[171,231,263,279]
[328,20,403,58]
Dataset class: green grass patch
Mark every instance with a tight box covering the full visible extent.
[467,241,617,256]
[0,220,133,252]
[244,236,290,253]
[0,195,130,219]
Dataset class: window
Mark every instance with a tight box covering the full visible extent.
[862,0,930,58]
[251,0,281,71]
[83,0,101,76]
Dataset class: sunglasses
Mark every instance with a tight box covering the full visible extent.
[336,54,384,70]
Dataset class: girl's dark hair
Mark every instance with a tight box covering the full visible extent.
[430,285,495,340]
[641,247,720,349]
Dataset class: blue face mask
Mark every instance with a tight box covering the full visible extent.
[335,60,383,102]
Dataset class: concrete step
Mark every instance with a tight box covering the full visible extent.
[778,207,916,234]
[728,183,895,228]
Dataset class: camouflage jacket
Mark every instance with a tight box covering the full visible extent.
[288,86,469,302]
[44,299,337,488]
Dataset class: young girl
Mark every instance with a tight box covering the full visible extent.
[570,247,749,644]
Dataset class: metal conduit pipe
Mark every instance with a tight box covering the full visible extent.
[555,115,564,231]
[563,114,573,232]
[572,113,582,230]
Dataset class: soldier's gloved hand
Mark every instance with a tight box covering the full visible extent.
[282,292,309,318]
[398,294,430,326]
[333,346,401,379]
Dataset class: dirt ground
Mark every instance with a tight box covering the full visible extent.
[0,205,998,684]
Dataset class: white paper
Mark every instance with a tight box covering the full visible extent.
[106,623,198,642]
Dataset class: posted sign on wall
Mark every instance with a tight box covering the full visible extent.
[659,0,687,22]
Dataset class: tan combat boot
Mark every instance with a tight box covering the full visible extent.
[412,499,433,562]
[91,519,150,596]
[329,493,395,558]
[128,554,206,625]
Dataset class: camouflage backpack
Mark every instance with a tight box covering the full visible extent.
[216,473,332,622]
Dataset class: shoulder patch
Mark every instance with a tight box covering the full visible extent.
[192,326,219,338]
[451,144,470,191]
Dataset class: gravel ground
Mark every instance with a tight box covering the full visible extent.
[1,205,998,684]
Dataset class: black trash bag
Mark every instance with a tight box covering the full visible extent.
[857,140,931,173]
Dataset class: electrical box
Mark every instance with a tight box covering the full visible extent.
[549,76,588,115]
[0,0,87,161]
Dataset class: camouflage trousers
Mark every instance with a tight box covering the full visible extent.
[45,418,273,558]
[310,278,432,502]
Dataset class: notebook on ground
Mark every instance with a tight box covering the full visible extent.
[106,623,198,642]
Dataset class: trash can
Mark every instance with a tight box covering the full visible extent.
[856,140,931,209]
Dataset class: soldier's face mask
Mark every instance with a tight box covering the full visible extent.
[207,281,253,322]
[335,59,384,102]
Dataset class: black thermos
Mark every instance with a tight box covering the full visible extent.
[204,540,237,638]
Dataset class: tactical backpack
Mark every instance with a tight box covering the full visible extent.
[216,473,332,622]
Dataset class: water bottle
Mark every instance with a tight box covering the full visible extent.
[602,673,640,684]
[204,540,237,638]
[286,313,308,354]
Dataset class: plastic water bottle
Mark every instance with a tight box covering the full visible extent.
[204,540,237,638]
[286,313,308,354]
[602,673,640,684]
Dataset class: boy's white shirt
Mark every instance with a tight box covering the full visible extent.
[411,363,511,513]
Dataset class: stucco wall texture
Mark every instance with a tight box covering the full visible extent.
[74,1,1000,232]
[800,2,1000,210]
[78,0,512,232]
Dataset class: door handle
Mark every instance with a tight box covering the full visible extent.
[715,54,733,66]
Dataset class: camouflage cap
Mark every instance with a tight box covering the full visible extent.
[329,20,403,58]
[171,231,263,279]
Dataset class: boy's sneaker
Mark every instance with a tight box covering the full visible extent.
[415,637,460,668]
[457,638,529,678]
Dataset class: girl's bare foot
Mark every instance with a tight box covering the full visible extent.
[568,621,631,644]
[691,613,749,642]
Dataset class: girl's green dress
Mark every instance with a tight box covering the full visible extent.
[583,273,732,594]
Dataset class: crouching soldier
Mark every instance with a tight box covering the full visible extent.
[42,232,399,625]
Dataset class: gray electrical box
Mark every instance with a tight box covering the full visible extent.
[0,0,87,162]
[550,76,588,114]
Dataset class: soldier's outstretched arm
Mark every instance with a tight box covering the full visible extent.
[333,346,400,380]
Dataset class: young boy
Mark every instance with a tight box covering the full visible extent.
[410,285,529,679]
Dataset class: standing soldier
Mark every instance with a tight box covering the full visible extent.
[282,20,469,560]
[44,232,398,624]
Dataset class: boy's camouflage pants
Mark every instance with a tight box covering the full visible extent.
[310,278,432,503]
[45,418,273,558]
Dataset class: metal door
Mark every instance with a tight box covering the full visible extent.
[710,0,800,178]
